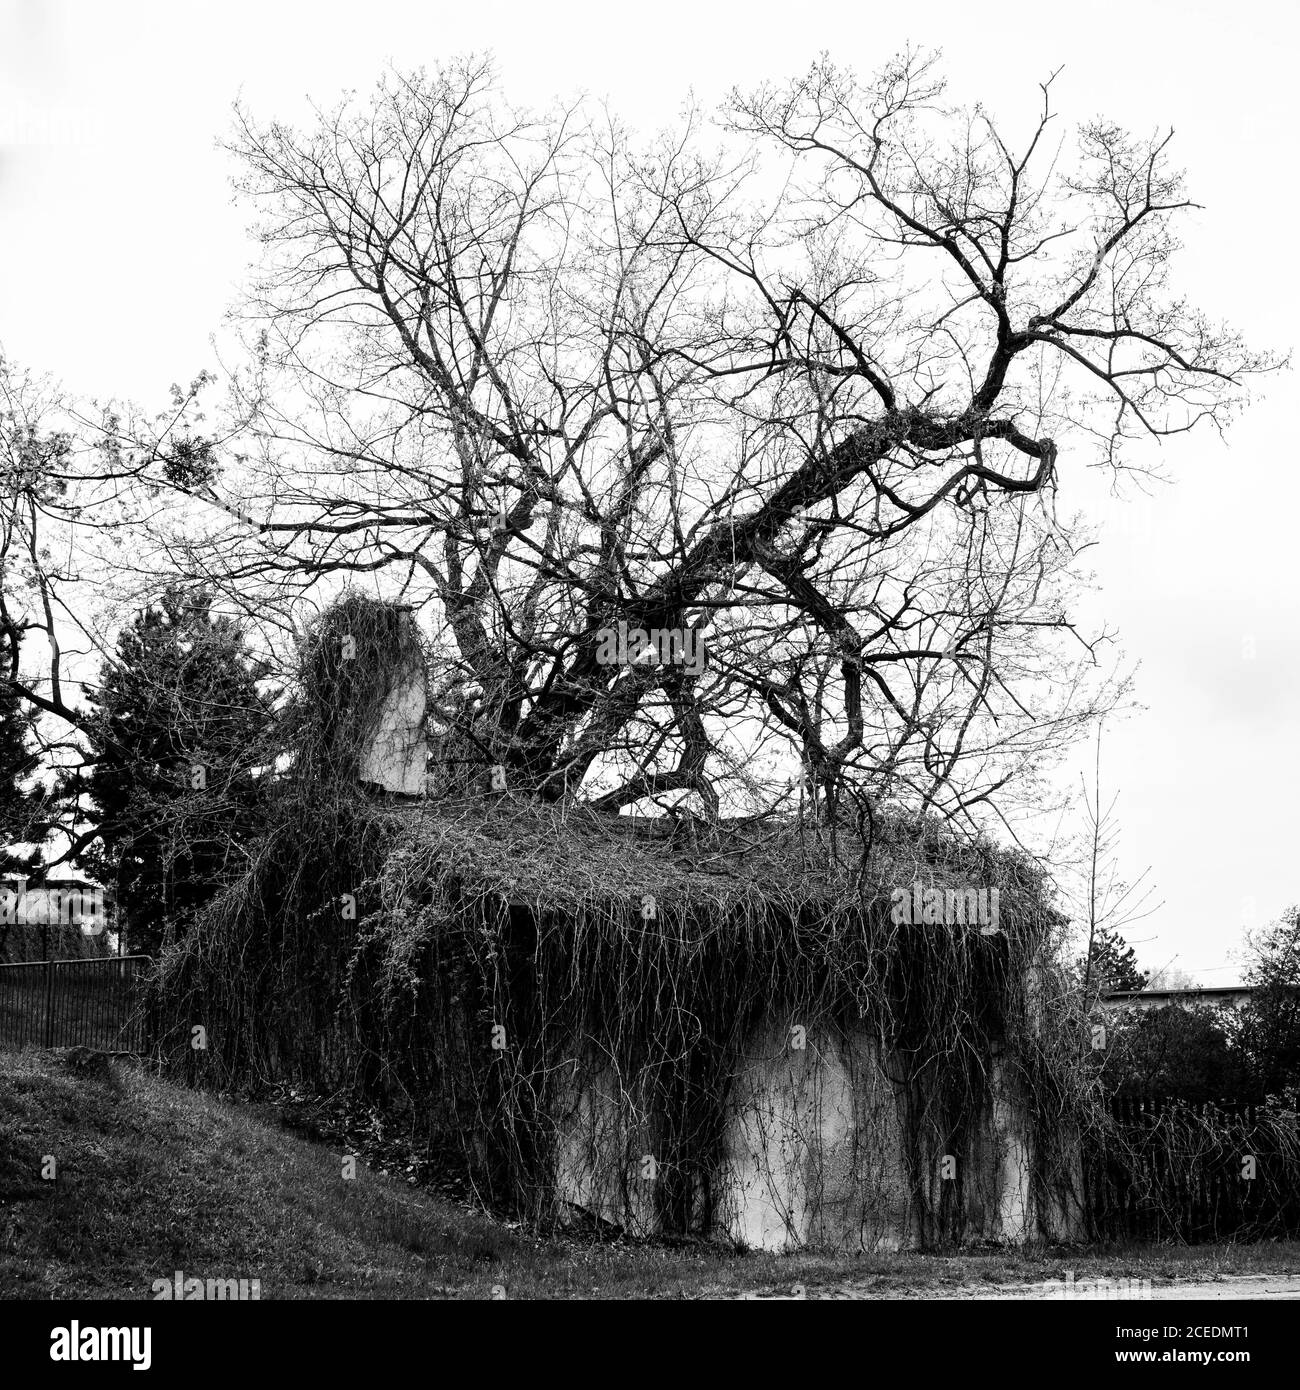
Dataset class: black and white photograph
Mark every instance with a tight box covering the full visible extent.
[0,0,1297,1365]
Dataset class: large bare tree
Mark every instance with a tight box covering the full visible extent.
[76,52,1276,827]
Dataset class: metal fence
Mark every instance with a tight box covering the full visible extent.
[1092,1093,1300,1240]
[0,955,153,1053]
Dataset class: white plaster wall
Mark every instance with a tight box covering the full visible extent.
[717,1024,913,1252]
[546,1022,1081,1250]
[958,1055,1033,1241]
[990,1066,1033,1236]
[550,1059,658,1237]
[359,660,428,794]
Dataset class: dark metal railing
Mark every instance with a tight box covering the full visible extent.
[0,955,153,1053]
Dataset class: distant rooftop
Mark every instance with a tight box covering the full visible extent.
[1106,985,1250,1000]
[1099,984,1296,1011]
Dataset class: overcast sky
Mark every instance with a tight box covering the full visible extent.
[1,0,1296,983]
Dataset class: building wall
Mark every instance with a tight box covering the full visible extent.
[358,656,428,795]
[550,1020,1084,1250]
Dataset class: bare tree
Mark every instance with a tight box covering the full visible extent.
[0,351,230,869]
[1076,726,1159,998]
[0,355,119,862]
[86,52,1275,825]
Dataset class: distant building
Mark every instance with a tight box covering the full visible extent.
[1100,985,1261,1013]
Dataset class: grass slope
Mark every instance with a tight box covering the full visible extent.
[3,1049,1299,1300]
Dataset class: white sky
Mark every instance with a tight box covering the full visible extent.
[1,0,1297,983]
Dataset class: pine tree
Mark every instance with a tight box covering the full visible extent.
[1084,924,1150,994]
[81,589,274,956]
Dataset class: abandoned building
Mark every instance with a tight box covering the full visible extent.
[156,597,1090,1252]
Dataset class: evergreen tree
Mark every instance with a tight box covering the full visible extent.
[1238,908,1300,1094]
[1082,924,1149,994]
[82,589,274,956]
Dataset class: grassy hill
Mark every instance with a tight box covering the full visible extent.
[0,1048,822,1299]
[4,1049,1300,1299]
